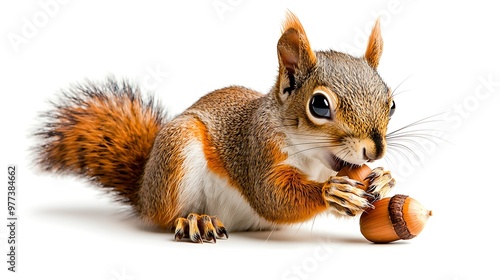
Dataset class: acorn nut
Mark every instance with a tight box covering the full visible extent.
[337,164,432,243]
[336,164,371,191]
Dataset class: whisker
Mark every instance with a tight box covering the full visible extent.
[384,110,452,170]
[283,141,335,148]
[388,139,426,152]
[391,74,414,98]
[387,112,447,136]
[282,133,333,140]
[388,143,422,165]
[391,89,412,97]
[388,134,435,144]
[310,215,316,235]
[383,148,397,166]
[337,146,351,161]
[387,140,425,159]
[294,221,304,236]
[388,131,451,149]
[264,224,279,243]
[388,131,451,146]
[288,144,342,157]
[387,127,445,136]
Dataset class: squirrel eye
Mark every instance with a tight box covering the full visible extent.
[389,100,396,117]
[309,93,332,119]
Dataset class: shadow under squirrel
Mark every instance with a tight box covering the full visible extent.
[34,12,396,243]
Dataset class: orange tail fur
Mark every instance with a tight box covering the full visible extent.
[34,78,166,208]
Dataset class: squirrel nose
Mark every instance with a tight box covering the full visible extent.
[363,148,378,162]
[362,132,386,161]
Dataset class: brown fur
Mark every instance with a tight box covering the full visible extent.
[260,164,327,223]
[138,116,194,228]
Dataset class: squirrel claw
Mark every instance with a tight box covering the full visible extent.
[174,213,228,243]
[366,167,395,201]
[210,215,228,239]
[363,192,376,200]
[324,176,372,217]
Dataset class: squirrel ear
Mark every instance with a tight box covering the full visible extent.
[276,12,316,101]
[365,19,383,69]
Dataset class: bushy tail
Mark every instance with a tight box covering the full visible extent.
[34,78,166,208]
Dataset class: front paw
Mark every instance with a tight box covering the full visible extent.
[323,176,374,217]
[365,167,396,202]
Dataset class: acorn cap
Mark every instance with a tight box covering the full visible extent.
[360,194,432,243]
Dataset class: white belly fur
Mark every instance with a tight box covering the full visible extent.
[177,139,276,231]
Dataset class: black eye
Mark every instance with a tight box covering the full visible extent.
[389,100,396,117]
[309,93,332,119]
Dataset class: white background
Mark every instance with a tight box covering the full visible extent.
[1,1,499,279]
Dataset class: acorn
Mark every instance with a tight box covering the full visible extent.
[337,165,432,243]
[336,164,371,191]
[360,195,432,243]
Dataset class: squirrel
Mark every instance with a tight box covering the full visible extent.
[34,12,396,243]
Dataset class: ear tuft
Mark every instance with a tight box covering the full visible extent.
[276,11,316,100]
[365,19,383,69]
[280,11,316,66]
